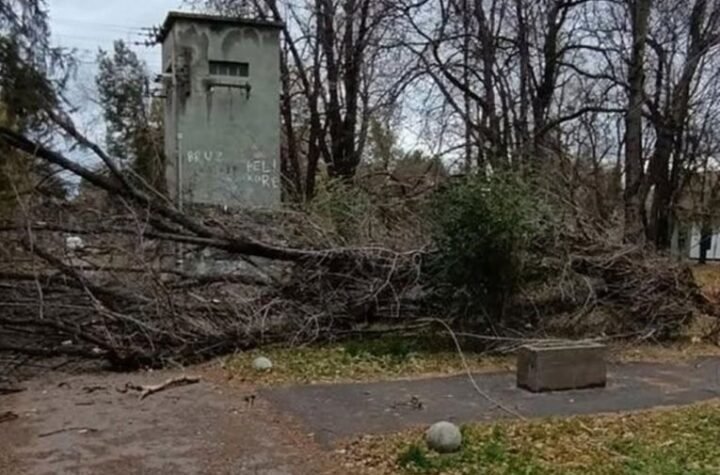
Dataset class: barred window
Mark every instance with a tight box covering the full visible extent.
[209,60,249,77]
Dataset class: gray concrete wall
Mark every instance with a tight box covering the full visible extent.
[163,18,281,208]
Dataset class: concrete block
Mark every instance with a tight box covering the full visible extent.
[517,342,606,392]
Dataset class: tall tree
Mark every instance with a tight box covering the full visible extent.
[194,0,720,249]
[96,40,165,191]
[0,0,67,211]
[643,0,720,248]
[201,0,400,198]
[623,0,653,244]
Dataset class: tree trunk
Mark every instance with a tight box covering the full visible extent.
[623,0,652,244]
[646,125,673,247]
[279,50,303,200]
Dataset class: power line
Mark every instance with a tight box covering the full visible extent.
[51,16,163,48]
[53,42,161,60]
[53,32,148,42]
[53,31,161,50]
[76,59,162,67]
[51,17,154,32]
[72,47,160,59]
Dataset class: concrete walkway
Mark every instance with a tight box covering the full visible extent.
[0,369,329,475]
[262,357,720,446]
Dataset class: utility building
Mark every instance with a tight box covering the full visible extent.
[159,11,282,208]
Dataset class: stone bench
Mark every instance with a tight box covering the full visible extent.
[516,342,607,392]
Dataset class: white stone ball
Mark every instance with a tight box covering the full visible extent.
[426,421,462,453]
[252,356,273,371]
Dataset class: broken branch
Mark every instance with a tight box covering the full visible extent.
[120,375,201,400]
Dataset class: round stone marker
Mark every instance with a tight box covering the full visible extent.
[252,356,273,371]
[426,421,462,453]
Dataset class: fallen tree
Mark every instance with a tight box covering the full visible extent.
[0,118,425,367]
[0,119,716,371]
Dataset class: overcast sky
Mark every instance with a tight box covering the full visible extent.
[49,0,187,73]
[48,1,185,140]
[46,1,187,180]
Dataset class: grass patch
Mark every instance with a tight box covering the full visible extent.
[340,402,720,474]
[224,332,720,386]
[224,335,512,385]
[396,427,546,474]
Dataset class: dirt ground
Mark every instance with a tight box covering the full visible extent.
[0,366,331,475]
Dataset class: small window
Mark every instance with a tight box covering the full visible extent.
[209,60,249,77]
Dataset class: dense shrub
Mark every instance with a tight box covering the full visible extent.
[425,173,540,320]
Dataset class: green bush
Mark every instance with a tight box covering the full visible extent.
[426,173,538,320]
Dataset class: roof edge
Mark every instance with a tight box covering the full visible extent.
[158,11,284,42]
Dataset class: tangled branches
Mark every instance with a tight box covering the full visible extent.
[0,204,426,368]
[0,207,706,370]
[569,244,703,337]
[515,228,708,340]
[0,123,715,373]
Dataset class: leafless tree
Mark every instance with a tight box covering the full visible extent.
[200,0,406,198]
[642,0,720,248]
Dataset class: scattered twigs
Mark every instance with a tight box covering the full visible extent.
[82,385,106,394]
[0,412,18,423]
[0,387,25,395]
[38,426,98,438]
[118,375,201,400]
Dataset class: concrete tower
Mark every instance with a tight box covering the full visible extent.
[159,12,282,209]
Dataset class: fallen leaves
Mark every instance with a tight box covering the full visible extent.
[224,339,512,386]
[337,401,720,474]
[224,335,720,387]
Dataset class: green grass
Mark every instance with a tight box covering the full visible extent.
[224,334,720,386]
[224,335,512,385]
[397,427,547,474]
[343,402,720,474]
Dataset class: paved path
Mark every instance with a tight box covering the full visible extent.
[0,369,328,475]
[262,357,720,446]
[4,358,720,473]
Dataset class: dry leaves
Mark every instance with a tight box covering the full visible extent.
[224,342,513,385]
[337,401,720,474]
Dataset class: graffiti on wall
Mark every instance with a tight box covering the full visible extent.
[185,150,280,190]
